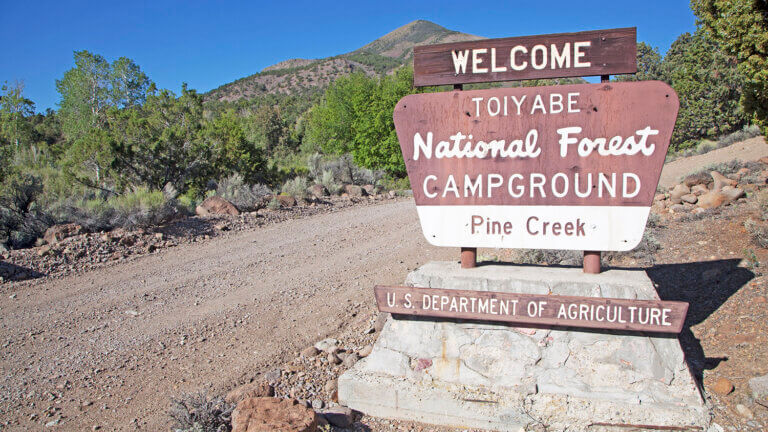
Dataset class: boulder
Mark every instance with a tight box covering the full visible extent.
[225,381,275,404]
[275,195,297,208]
[680,194,698,204]
[362,184,376,195]
[343,185,367,197]
[43,224,83,245]
[697,191,728,209]
[301,346,320,358]
[711,171,737,191]
[232,397,317,432]
[669,184,690,204]
[308,184,329,198]
[691,184,709,195]
[683,172,711,187]
[196,196,240,216]
[721,186,746,204]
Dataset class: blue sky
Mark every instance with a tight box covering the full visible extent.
[1,0,697,112]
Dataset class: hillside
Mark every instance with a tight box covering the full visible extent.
[205,20,483,102]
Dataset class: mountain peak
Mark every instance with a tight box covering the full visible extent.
[352,20,481,59]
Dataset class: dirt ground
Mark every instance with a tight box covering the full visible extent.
[0,200,454,430]
[2,142,768,431]
[659,136,768,188]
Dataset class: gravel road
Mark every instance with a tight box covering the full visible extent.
[0,199,454,431]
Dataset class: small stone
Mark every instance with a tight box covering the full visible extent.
[214,223,230,231]
[735,404,754,419]
[358,345,373,358]
[327,352,342,365]
[314,338,338,353]
[343,353,360,368]
[264,368,281,383]
[680,193,698,204]
[320,406,355,428]
[45,418,61,427]
[669,204,688,213]
[311,399,324,410]
[691,184,709,195]
[37,245,52,257]
[711,377,734,395]
[92,426,101,431]
[324,379,337,393]
[653,193,666,201]
[670,184,690,204]
[301,346,320,358]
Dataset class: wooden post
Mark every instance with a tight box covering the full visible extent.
[583,74,611,274]
[453,83,477,269]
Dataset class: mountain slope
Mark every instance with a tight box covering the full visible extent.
[205,20,482,102]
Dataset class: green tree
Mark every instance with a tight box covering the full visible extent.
[0,82,37,182]
[56,51,152,191]
[56,51,151,141]
[108,85,210,193]
[663,30,745,149]
[615,42,668,82]
[305,67,416,176]
[691,0,768,135]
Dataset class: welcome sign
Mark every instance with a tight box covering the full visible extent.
[393,81,679,251]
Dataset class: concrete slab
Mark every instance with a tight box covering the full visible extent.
[339,262,709,431]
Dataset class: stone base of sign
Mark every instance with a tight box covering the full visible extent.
[338,262,709,431]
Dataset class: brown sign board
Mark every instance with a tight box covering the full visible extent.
[375,285,688,333]
[413,27,636,87]
[392,81,679,251]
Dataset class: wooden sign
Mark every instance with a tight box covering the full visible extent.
[393,81,679,251]
[375,285,688,333]
[413,28,636,87]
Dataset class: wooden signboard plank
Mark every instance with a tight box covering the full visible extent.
[375,285,688,333]
[413,27,636,87]
[392,81,679,251]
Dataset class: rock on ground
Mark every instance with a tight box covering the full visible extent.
[748,374,768,401]
[231,397,317,432]
[196,196,240,216]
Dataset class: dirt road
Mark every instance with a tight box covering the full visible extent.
[0,200,454,431]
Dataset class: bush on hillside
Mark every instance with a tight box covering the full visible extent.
[49,187,182,232]
[215,174,271,211]
[0,173,51,249]
[168,391,233,432]
[281,176,308,199]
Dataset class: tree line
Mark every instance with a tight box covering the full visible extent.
[1,1,766,249]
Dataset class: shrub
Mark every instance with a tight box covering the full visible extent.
[508,249,581,266]
[318,170,342,195]
[168,391,233,432]
[215,174,271,211]
[49,187,181,232]
[281,176,307,199]
[745,219,768,248]
[0,172,51,248]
